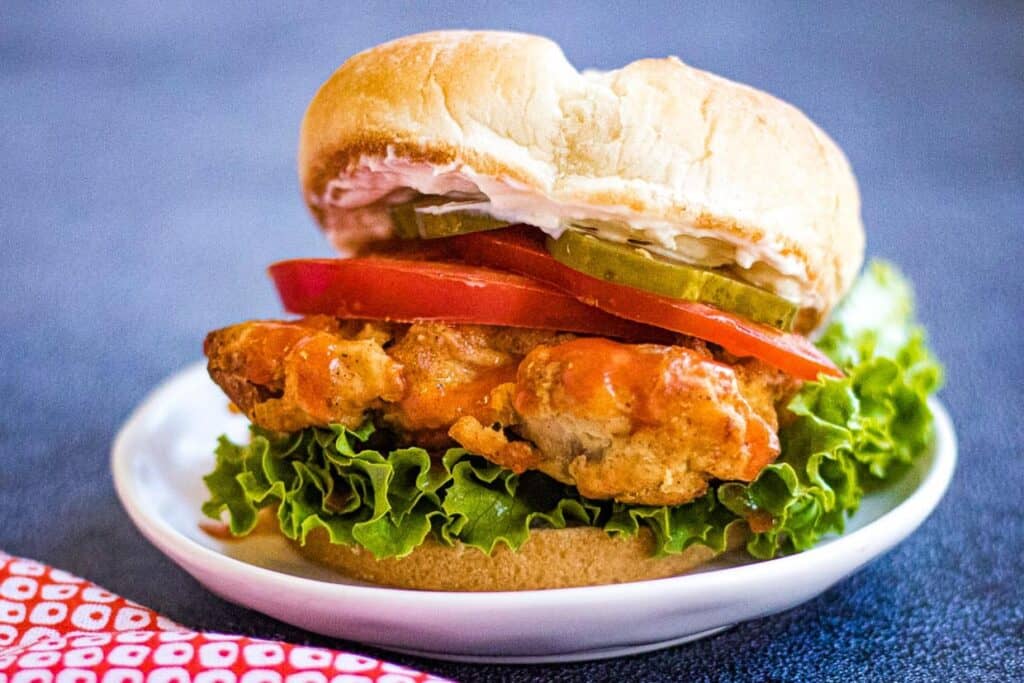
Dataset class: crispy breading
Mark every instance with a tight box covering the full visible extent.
[203,317,403,432]
[509,338,797,505]
[204,318,796,505]
[381,324,570,432]
[205,318,566,435]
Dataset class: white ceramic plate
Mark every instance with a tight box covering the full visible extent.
[112,362,956,664]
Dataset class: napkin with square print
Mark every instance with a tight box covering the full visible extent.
[0,551,449,683]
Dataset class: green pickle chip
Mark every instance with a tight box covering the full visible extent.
[389,199,510,239]
[547,229,798,330]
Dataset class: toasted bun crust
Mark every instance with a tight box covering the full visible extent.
[295,525,746,591]
[299,31,864,325]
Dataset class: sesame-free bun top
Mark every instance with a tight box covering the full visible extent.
[299,31,865,328]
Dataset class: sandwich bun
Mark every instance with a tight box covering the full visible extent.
[299,30,865,328]
[295,525,746,591]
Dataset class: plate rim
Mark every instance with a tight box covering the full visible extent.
[387,625,735,664]
[112,361,957,611]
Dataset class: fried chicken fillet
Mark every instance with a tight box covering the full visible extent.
[204,317,798,506]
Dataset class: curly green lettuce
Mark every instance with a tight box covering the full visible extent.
[202,260,943,560]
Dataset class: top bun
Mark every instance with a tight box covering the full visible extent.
[299,31,864,328]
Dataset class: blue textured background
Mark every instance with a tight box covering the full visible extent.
[2,2,1022,681]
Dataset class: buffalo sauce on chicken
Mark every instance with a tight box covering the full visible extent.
[513,338,777,474]
[512,337,733,429]
[381,323,553,432]
[392,364,518,430]
[204,318,797,507]
[507,337,788,504]
[204,317,404,432]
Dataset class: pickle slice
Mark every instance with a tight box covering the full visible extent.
[547,229,799,330]
[390,199,510,239]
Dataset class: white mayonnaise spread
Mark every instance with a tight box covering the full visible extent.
[311,152,813,307]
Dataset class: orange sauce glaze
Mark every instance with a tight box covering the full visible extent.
[209,323,309,386]
[514,337,728,428]
[746,509,776,534]
[285,333,364,424]
[396,364,518,431]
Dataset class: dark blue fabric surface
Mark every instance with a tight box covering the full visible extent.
[2,2,1022,681]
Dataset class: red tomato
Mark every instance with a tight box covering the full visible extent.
[449,228,841,381]
[268,257,666,340]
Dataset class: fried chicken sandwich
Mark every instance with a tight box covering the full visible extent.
[201,31,941,590]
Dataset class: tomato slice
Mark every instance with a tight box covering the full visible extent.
[449,228,841,380]
[268,257,666,340]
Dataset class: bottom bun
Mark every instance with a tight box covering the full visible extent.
[293,525,747,591]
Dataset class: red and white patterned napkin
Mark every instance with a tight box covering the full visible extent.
[0,551,449,683]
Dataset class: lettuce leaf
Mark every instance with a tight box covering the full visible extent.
[719,261,943,557]
[202,260,942,560]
